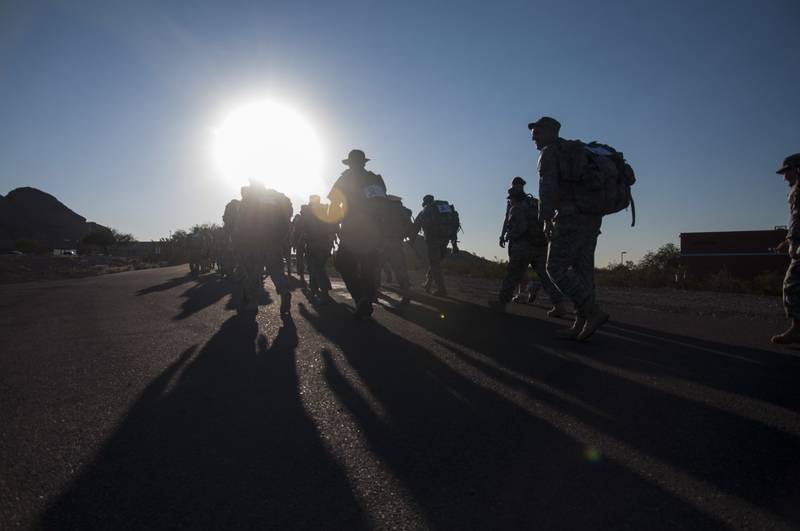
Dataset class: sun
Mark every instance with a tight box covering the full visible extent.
[213,100,324,199]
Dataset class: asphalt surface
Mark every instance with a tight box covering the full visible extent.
[1,265,799,530]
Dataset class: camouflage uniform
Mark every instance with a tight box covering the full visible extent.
[382,241,410,290]
[412,202,453,293]
[539,138,603,316]
[297,202,336,296]
[219,199,240,278]
[290,213,306,280]
[187,233,203,276]
[498,193,564,304]
[784,181,800,319]
[232,187,292,308]
[379,197,413,292]
[329,166,387,305]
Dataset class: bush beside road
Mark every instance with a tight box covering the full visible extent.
[0,255,163,284]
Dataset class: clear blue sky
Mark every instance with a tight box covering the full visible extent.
[1,0,798,265]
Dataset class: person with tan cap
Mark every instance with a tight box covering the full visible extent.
[771,153,800,344]
[529,116,608,341]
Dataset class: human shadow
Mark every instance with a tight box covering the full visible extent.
[41,312,367,530]
[173,274,249,320]
[385,290,800,525]
[135,271,195,296]
[299,302,720,529]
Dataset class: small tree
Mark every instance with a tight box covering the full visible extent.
[112,229,136,245]
[81,228,116,255]
[639,243,681,272]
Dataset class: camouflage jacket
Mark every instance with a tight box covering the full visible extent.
[789,182,800,243]
[537,139,566,222]
[412,202,457,244]
[505,194,547,247]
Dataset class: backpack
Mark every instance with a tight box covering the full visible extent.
[238,188,293,245]
[430,200,461,240]
[301,204,337,248]
[381,198,414,240]
[522,195,547,247]
[557,140,637,226]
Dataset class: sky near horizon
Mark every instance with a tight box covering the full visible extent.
[1,0,798,265]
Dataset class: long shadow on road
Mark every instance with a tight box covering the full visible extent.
[135,271,195,296]
[142,272,309,321]
[385,291,800,527]
[41,312,366,530]
[300,301,722,530]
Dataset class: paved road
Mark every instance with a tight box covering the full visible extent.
[2,266,799,530]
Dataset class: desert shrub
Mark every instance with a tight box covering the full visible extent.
[15,239,48,255]
[700,268,750,293]
[752,270,783,296]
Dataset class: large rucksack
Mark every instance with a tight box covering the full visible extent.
[381,196,414,240]
[522,195,547,246]
[430,200,461,240]
[557,140,637,226]
[237,188,293,246]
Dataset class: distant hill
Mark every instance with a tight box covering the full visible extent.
[0,187,110,248]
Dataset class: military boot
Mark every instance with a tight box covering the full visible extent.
[399,288,411,306]
[279,290,292,315]
[354,297,374,319]
[577,303,610,342]
[547,300,572,319]
[770,325,800,344]
[423,278,433,293]
[555,318,586,340]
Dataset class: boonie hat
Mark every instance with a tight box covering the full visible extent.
[511,176,526,186]
[342,149,370,166]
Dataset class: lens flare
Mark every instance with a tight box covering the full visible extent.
[583,446,602,463]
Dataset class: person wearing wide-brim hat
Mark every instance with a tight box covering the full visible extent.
[771,153,800,344]
[328,148,388,318]
[341,149,370,166]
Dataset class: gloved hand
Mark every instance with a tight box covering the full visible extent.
[499,236,505,248]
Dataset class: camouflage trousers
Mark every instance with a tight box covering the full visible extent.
[426,240,448,291]
[335,244,380,303]
[546,215,602,315]
[239,252,289,306]
[382,241,410,290]
[499,241,564,304]
[783,257,800,320]
[295,246,306,279]
[306,245,332,294]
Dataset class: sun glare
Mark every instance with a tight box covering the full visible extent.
[213,100,323,199]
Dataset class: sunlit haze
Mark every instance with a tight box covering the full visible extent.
[212,100,323,201]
